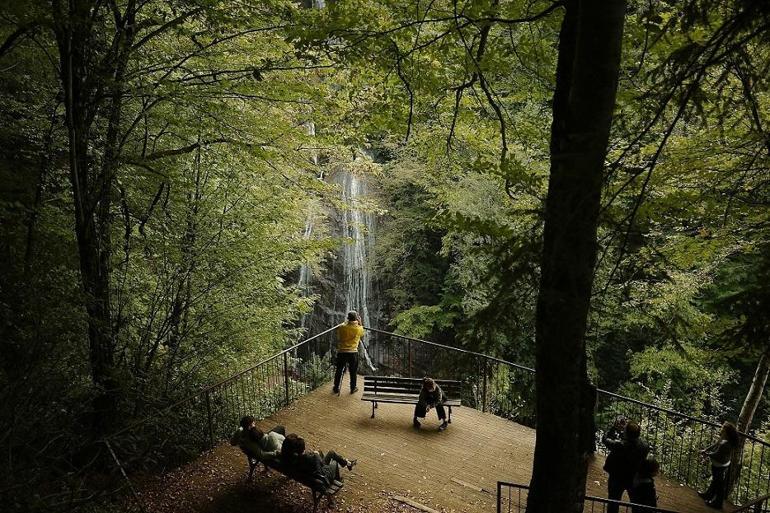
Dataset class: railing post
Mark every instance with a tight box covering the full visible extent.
[496,481,502,513]
[408,340,412,377]
[482,358,488,413]
[104,440,147,513]
[204,390,215,449]
[283,352,291,406]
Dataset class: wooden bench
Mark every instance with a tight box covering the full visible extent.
[240,448,343,513]
[361,376,462,422]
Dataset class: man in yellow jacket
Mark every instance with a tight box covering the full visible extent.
[333,311,365,394]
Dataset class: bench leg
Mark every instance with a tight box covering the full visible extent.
[312,491,320,513]
[448,406,452,424]
[371,401,376,419]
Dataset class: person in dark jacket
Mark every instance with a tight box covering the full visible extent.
[630,458,660,513]
[699,422,740,509]
[281,433,357,485]
[602,419,650,513]
[413,377,448,431]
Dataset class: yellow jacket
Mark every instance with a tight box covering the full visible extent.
[336,322,364,353]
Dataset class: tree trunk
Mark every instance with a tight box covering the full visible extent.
[728,350,770,495]
[52,0,135,435]
[164,143,203,392]
[24,105,58,277]
[526,1,626,513]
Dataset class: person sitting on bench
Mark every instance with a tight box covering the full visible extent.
[281,433,357,484]
[230,415,285,464]
[413,377,449,431]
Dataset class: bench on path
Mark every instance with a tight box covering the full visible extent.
[239,448,343,513]
[361,376,462,421]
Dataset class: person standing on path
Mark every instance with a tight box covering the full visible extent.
[602,419,650,513]
[699,422,740,509]
[629,458,660,513]
[333,311,364,394]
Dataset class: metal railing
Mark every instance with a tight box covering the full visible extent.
[496,481,683,513]
[102,326,339,511]
[96,326,769,511]
[732,494,770,513]
[363,328,770,506]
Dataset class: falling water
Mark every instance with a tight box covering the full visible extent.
[337,167,377,371]
[295,136,379,369]
[297,121,322,329]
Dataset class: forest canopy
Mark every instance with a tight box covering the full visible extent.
[0,0,768,512]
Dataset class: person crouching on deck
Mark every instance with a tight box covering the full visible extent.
[413,377,449,431]
[333,311,364,395]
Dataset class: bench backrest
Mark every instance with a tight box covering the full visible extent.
[363,376,462,398]
[238,447,330,491]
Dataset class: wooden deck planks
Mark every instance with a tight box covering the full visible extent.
[253,381,718,513]
[137,380,725,513]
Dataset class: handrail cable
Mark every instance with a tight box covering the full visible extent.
[366,327,770,444]
[496,481,684,513]
[731,494,770,512]
[104,325,769,450]
[104,325,337,441]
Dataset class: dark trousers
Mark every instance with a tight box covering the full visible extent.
[704,465,728,506]
[269,425,286,436]
[334,352,358,391]
[607,475,631,513]
[320,450,347,482]
[414,402,446,421]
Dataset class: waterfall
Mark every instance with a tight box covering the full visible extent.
[338,166,377,371]
[295,136,379,370]
[297,121,322,329]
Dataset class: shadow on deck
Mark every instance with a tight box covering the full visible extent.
[134,381,722,513]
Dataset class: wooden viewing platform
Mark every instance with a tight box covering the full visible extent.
[135,381,725,513]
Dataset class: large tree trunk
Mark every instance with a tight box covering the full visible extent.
[52,0,135,435]
[728,350,770,495]
[526,1,626,513]
[54,2,116,436]
[737,351,770,434]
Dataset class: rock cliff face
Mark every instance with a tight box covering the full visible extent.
[297,162,381,370]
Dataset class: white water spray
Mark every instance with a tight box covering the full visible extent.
[339,167,377,371]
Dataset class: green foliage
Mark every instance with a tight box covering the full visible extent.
[0,0,344,507]
[620,343,735,417]
[2,0,770,508]
[297,351,334,390]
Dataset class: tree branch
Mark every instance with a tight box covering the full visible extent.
[0,22,38,59]
[131,7,205,51]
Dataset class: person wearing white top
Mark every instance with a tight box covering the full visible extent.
[698,421,740,509]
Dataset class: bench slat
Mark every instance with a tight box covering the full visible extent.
[364,379,461,388]
[363,385,422,393]
[364,376,462,383]
[364,385,460,392]
[361,394,461,406]
[364,383,462,391]
[241,452,343,495]
[360,396,462,402]
[362,375,463,414]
